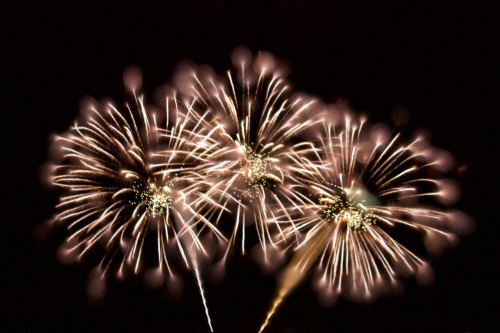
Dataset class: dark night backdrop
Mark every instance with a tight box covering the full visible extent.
[4,1,498,332]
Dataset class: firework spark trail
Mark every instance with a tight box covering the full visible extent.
[259,112,468,331]
[258,226,332,333]
[171,190,214,331]
[49,78,224,330]
[177,49,324,262]
[193,261,213,332]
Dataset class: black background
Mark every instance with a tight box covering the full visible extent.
[4,1,499,332]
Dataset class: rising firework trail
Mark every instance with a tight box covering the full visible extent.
[259,112,470,332]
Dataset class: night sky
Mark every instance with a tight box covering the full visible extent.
[4,1,498,332]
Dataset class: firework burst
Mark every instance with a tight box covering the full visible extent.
[43,51,472,332]
[259,109,470,332]
[49,74,225,331]
[176,49,323,262]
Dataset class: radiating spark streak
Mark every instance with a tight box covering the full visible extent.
[169,192,215,331]
[194,263,213,332]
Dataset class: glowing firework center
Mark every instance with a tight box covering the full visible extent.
[246,151,272,186]
[243,148,280,187]
[319,187,375,230]
[132,179,173,216]
[231,146,282,202]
